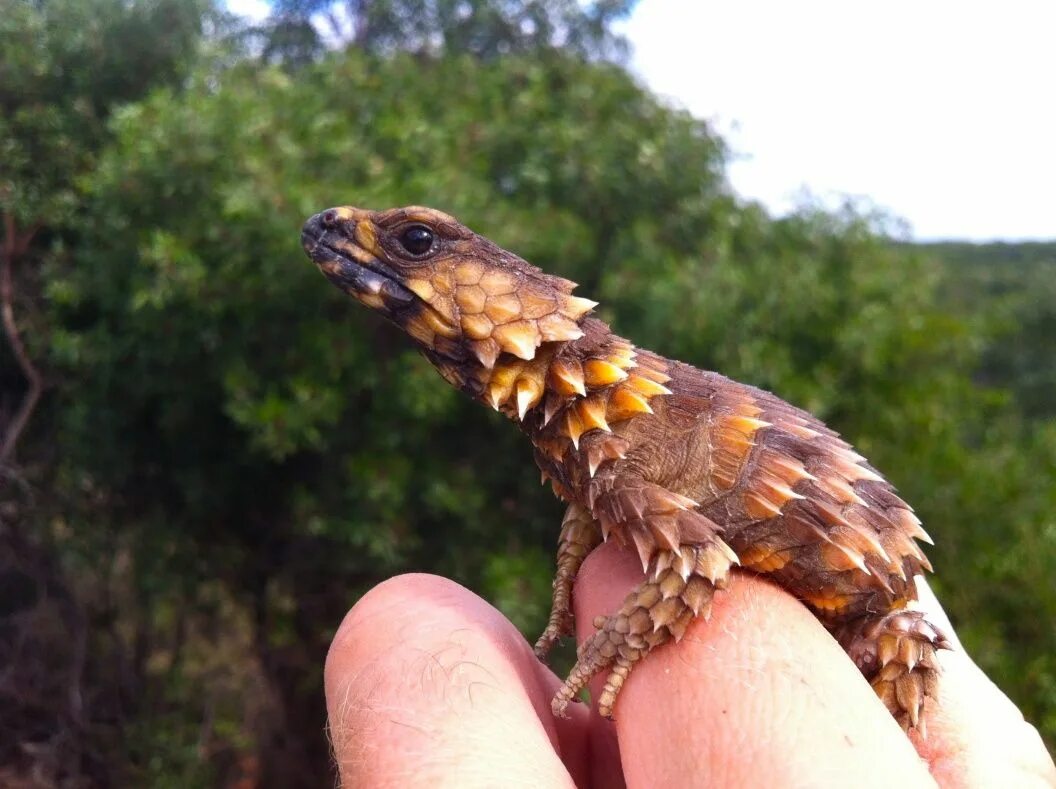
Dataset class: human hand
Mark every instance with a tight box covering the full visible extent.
[324,542,1056,787]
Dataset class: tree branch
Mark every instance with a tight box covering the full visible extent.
[1,211,44,466]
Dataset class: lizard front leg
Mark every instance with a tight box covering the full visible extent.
[534,503,602,660]
[551,475,739,718]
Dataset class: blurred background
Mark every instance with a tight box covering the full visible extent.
[1,0,1053,785]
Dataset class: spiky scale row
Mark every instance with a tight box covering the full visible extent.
[541,358,670,460]
[585,474,742,583]
[699,382,936,614]
[479,335,670,482]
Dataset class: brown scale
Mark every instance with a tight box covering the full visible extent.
[302,204,951,733]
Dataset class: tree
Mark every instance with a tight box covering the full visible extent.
[915,240,1056,420]
[0,0,206,783]
[258,0,636,64]
[0,0,208,459]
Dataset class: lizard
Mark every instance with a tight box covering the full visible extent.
[301,204,951,733]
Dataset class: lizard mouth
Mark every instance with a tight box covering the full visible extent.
[301,213,415,311]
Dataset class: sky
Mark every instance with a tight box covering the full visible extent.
[228,0,1056,241]
[623,1,1055,241]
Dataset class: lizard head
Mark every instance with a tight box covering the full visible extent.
[301,205,597,384]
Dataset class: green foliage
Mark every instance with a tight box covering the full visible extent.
[4,0,1053,781]
[909,241,1056,736]
[264,0,635,62]
[1,2,209,783]
[0,0,207,222]
[917,241,1056,420]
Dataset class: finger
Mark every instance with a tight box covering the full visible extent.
[325,574,591,788]
[575,543,935,788]
[910,582,1056,786]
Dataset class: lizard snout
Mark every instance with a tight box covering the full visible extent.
[301,212,327,254]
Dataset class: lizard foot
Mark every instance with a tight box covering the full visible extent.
[551,542,733,719]
[534,504,601,661]
[840,608,951,734]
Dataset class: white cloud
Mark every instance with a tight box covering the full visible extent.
[227,0,270,22]
[624,0,1056,240]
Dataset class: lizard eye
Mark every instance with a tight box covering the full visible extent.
[398,225,435,257]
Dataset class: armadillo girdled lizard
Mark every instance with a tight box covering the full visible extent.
[301,204,950,732]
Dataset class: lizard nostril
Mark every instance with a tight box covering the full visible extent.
[322,210,339,227]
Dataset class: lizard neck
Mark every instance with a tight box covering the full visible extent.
[469,317,674,496]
